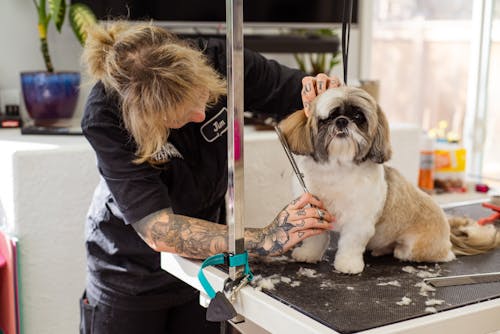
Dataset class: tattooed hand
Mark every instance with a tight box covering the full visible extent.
[244,193,335,257]
[301,73,342,117]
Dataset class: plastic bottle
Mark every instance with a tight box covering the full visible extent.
[418,132,435,194]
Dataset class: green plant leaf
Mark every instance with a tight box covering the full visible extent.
[293,53,306,72]
[69,3,97,46]
[291,28,341,75]
[318,28,334,37]
[329,51,341,71]
[48,0,66,32]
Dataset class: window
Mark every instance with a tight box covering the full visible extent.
[370,0,473,135]
[368,0,500,186]
[482,0,500,185]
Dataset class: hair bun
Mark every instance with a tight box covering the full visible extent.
[82,22,128,81]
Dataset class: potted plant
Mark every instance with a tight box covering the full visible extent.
[292,28,341,76]
[292,28,381,102]
[21,0,96,127]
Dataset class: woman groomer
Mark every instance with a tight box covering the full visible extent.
[80,21,338,334]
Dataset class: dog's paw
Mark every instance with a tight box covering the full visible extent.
[334,255,364,274]
[291,246,322,263]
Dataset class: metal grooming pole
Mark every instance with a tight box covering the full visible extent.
[226,0,245,281]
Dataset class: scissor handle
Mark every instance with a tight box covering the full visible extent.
[478,212,500,226]
[482,202,500,212]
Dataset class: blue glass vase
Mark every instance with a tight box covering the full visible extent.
[20,71,80,127]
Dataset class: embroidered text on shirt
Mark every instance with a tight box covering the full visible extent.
[200,107,227,143]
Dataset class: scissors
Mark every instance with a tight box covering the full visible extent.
[274,125,309,194]
[478,202,500,225]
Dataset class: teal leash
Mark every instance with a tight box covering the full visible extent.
[198,251,253,322]
[198,251,253,298]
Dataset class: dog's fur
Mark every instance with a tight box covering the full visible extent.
[280,87,500,274]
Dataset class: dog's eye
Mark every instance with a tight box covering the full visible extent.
[352,111,366,123]
[353,112,363,120]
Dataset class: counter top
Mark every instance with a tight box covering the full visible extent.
[0,128,87,147]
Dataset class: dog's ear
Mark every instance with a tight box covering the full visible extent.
[367,105,392,163]
[279,109,314,155]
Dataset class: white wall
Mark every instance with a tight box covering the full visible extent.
[0,1,89,125]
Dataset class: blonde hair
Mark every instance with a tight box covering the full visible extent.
[82,21,227,164]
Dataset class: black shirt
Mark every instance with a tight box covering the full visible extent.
[81,38,305,310]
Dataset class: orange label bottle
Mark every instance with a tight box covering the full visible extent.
[418,133,435,194]
[418,150,435,193]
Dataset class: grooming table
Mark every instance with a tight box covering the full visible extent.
[162,200,500,333]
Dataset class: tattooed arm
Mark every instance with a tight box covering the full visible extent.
[132,193,334,259]
[132,210,228,259]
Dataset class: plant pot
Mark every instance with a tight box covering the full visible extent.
[20,71,80,127]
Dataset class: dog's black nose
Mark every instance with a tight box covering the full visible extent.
[335,117,348,128]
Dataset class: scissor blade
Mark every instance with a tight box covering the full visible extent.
[274,125,309,194]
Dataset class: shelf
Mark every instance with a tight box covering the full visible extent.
[179,33,340,53]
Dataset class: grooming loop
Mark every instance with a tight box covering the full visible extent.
[225,273,252,302]
[198,252,253,322]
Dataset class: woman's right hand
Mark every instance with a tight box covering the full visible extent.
[245,193,334,257]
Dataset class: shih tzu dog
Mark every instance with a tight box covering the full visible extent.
[279,86,500,274]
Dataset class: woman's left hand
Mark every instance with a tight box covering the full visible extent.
[244,193,335,257]
[301,74,342,117]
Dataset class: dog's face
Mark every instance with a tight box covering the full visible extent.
[280,86,392,164]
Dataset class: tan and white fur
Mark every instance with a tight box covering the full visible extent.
[280,86,500,274]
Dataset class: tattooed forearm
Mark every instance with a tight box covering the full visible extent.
[151,215,228,258]
[244,209,294,256]
[132,209,228,259]
[133,203,307,259]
